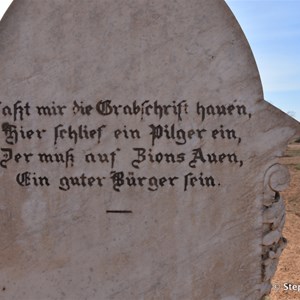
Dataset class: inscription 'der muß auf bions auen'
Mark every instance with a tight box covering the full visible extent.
[0,98,251,192]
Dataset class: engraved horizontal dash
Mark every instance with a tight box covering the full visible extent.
[106,210,133,214]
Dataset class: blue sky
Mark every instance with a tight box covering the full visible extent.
[0,0,299,121]
[225,0,300,121]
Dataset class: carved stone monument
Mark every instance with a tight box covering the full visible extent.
[0,0,299,299]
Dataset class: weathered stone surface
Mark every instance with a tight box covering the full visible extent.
[263,230,281,246]
[269,238,287,259]
[264,258,279,282]
[263,198,285,223]
[0,0,299,299]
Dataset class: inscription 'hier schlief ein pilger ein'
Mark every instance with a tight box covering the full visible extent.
[0,99,251,192]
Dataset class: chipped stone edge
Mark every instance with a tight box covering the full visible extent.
[261,163,290,298]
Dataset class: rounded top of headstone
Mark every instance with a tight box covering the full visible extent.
[0,0,263,105]
[0,1,299,300]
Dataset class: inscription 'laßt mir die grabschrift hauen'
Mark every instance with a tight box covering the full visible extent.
[0,99,249,192]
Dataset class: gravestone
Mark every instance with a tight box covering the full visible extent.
[0,0,299,299]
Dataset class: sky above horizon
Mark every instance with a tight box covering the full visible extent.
[225,0,300,121]
[0,0,299,121]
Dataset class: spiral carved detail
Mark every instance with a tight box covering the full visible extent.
[261,164,290,297]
